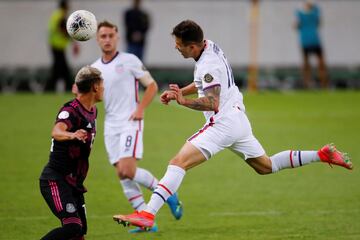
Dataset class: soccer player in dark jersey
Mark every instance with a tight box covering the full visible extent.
[39,66,104,240]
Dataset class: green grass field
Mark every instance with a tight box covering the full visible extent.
[0,91,359,240]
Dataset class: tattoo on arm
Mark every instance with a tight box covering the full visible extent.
[183,86,220,111]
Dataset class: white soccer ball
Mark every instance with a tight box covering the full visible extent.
[66,10,97,41]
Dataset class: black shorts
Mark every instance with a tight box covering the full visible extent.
[39,179,87,235]
[302,45,323,57]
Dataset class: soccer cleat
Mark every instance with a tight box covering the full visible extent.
[318,143,353,170]
[128,222,158,233]
[166,192,183,220]
[113,210,155,229]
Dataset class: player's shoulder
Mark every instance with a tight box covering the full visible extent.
[91,58,102,68]
[121,52,143,65]
[61,99,80,113]
[55,99,78,120]
[197,55,221,73]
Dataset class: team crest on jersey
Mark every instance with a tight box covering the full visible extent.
[204,73,214,83]
[58,111,69,119]
[66,203,76,213]
[115,64,124,74]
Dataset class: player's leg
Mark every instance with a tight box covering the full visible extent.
[113,141,206,228]
[113,116,230,227]
[246,151,319,174]
[146,141,206,214]
[39,179,84,240]
[45,48,61,91]
[302,48,311,88]
[115,157,147,211]
[246,145,352,174]
[71,193,87,240]
[316,47,329,88]
[115,128,183,220]
[231,108,352,173]
[104,132,147,211]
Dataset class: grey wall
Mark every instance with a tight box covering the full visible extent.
[0,0,359,68]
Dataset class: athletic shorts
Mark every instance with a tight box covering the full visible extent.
[302,45,323,57]
[39,179,87,235]
[104,129,143,165]
[188,106,265,160]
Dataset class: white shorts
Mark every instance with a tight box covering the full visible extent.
[104,129,143,165]
[188,106,265,160]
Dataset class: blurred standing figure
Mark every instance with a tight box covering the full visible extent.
[124,0,150,61]
[46,0,79,92]
[295,0,328,89]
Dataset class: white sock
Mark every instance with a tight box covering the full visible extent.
[120,179,147,211]
[133,168,159,191]
[145,165,186,215]
[270,150,320,172]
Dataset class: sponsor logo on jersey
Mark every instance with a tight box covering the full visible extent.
[58,111,70,119]
[66,203,76,213]
[204,73,214,83]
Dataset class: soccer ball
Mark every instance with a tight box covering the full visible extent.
[66,10,97,41]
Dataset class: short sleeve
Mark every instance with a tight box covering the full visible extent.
[128,54,147,79]
[55,106,77,130]
[199,65,222,91]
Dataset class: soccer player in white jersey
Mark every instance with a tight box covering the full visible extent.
[114,20,352,229]
[91,21,183,233]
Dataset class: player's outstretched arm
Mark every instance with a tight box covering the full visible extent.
[180,82,197,96]
[169,84,220,112]
[52,122,87,143]
[160,82,197,105]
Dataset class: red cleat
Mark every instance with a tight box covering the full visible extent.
[318,144,352,170]
[113,211,155,229]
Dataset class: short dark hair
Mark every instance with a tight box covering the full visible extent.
[172,20,204,46]
[75,66,102,93]
[97,20,118,32]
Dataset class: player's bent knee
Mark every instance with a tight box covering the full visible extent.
[116,165,136,179]
[253,168,272,175]
[118,170,135,179]
[62,222,83,238]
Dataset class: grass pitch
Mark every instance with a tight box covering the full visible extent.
[0,91,359,240]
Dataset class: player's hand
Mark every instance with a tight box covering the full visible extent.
[169,84,185,105]
[129,107,144,121]
[72,129,87,143]
[160,90,175,105]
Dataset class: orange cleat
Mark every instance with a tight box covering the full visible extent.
[113,211,155,230]
[318,144,352,170]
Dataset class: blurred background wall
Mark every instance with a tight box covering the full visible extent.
[0,0,359,90]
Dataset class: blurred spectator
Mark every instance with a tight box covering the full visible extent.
[295,0,328,89]
[46,0,79,92]
[124,0,150,61]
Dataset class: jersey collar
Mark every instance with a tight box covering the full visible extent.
[195,40,207,62]
[101,51,119,64]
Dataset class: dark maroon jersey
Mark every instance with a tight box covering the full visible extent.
[40,98,97,192]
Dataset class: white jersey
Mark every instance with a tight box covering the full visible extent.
[189,40,265,161]
[194,40,245,121]
[92,52,146,133]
